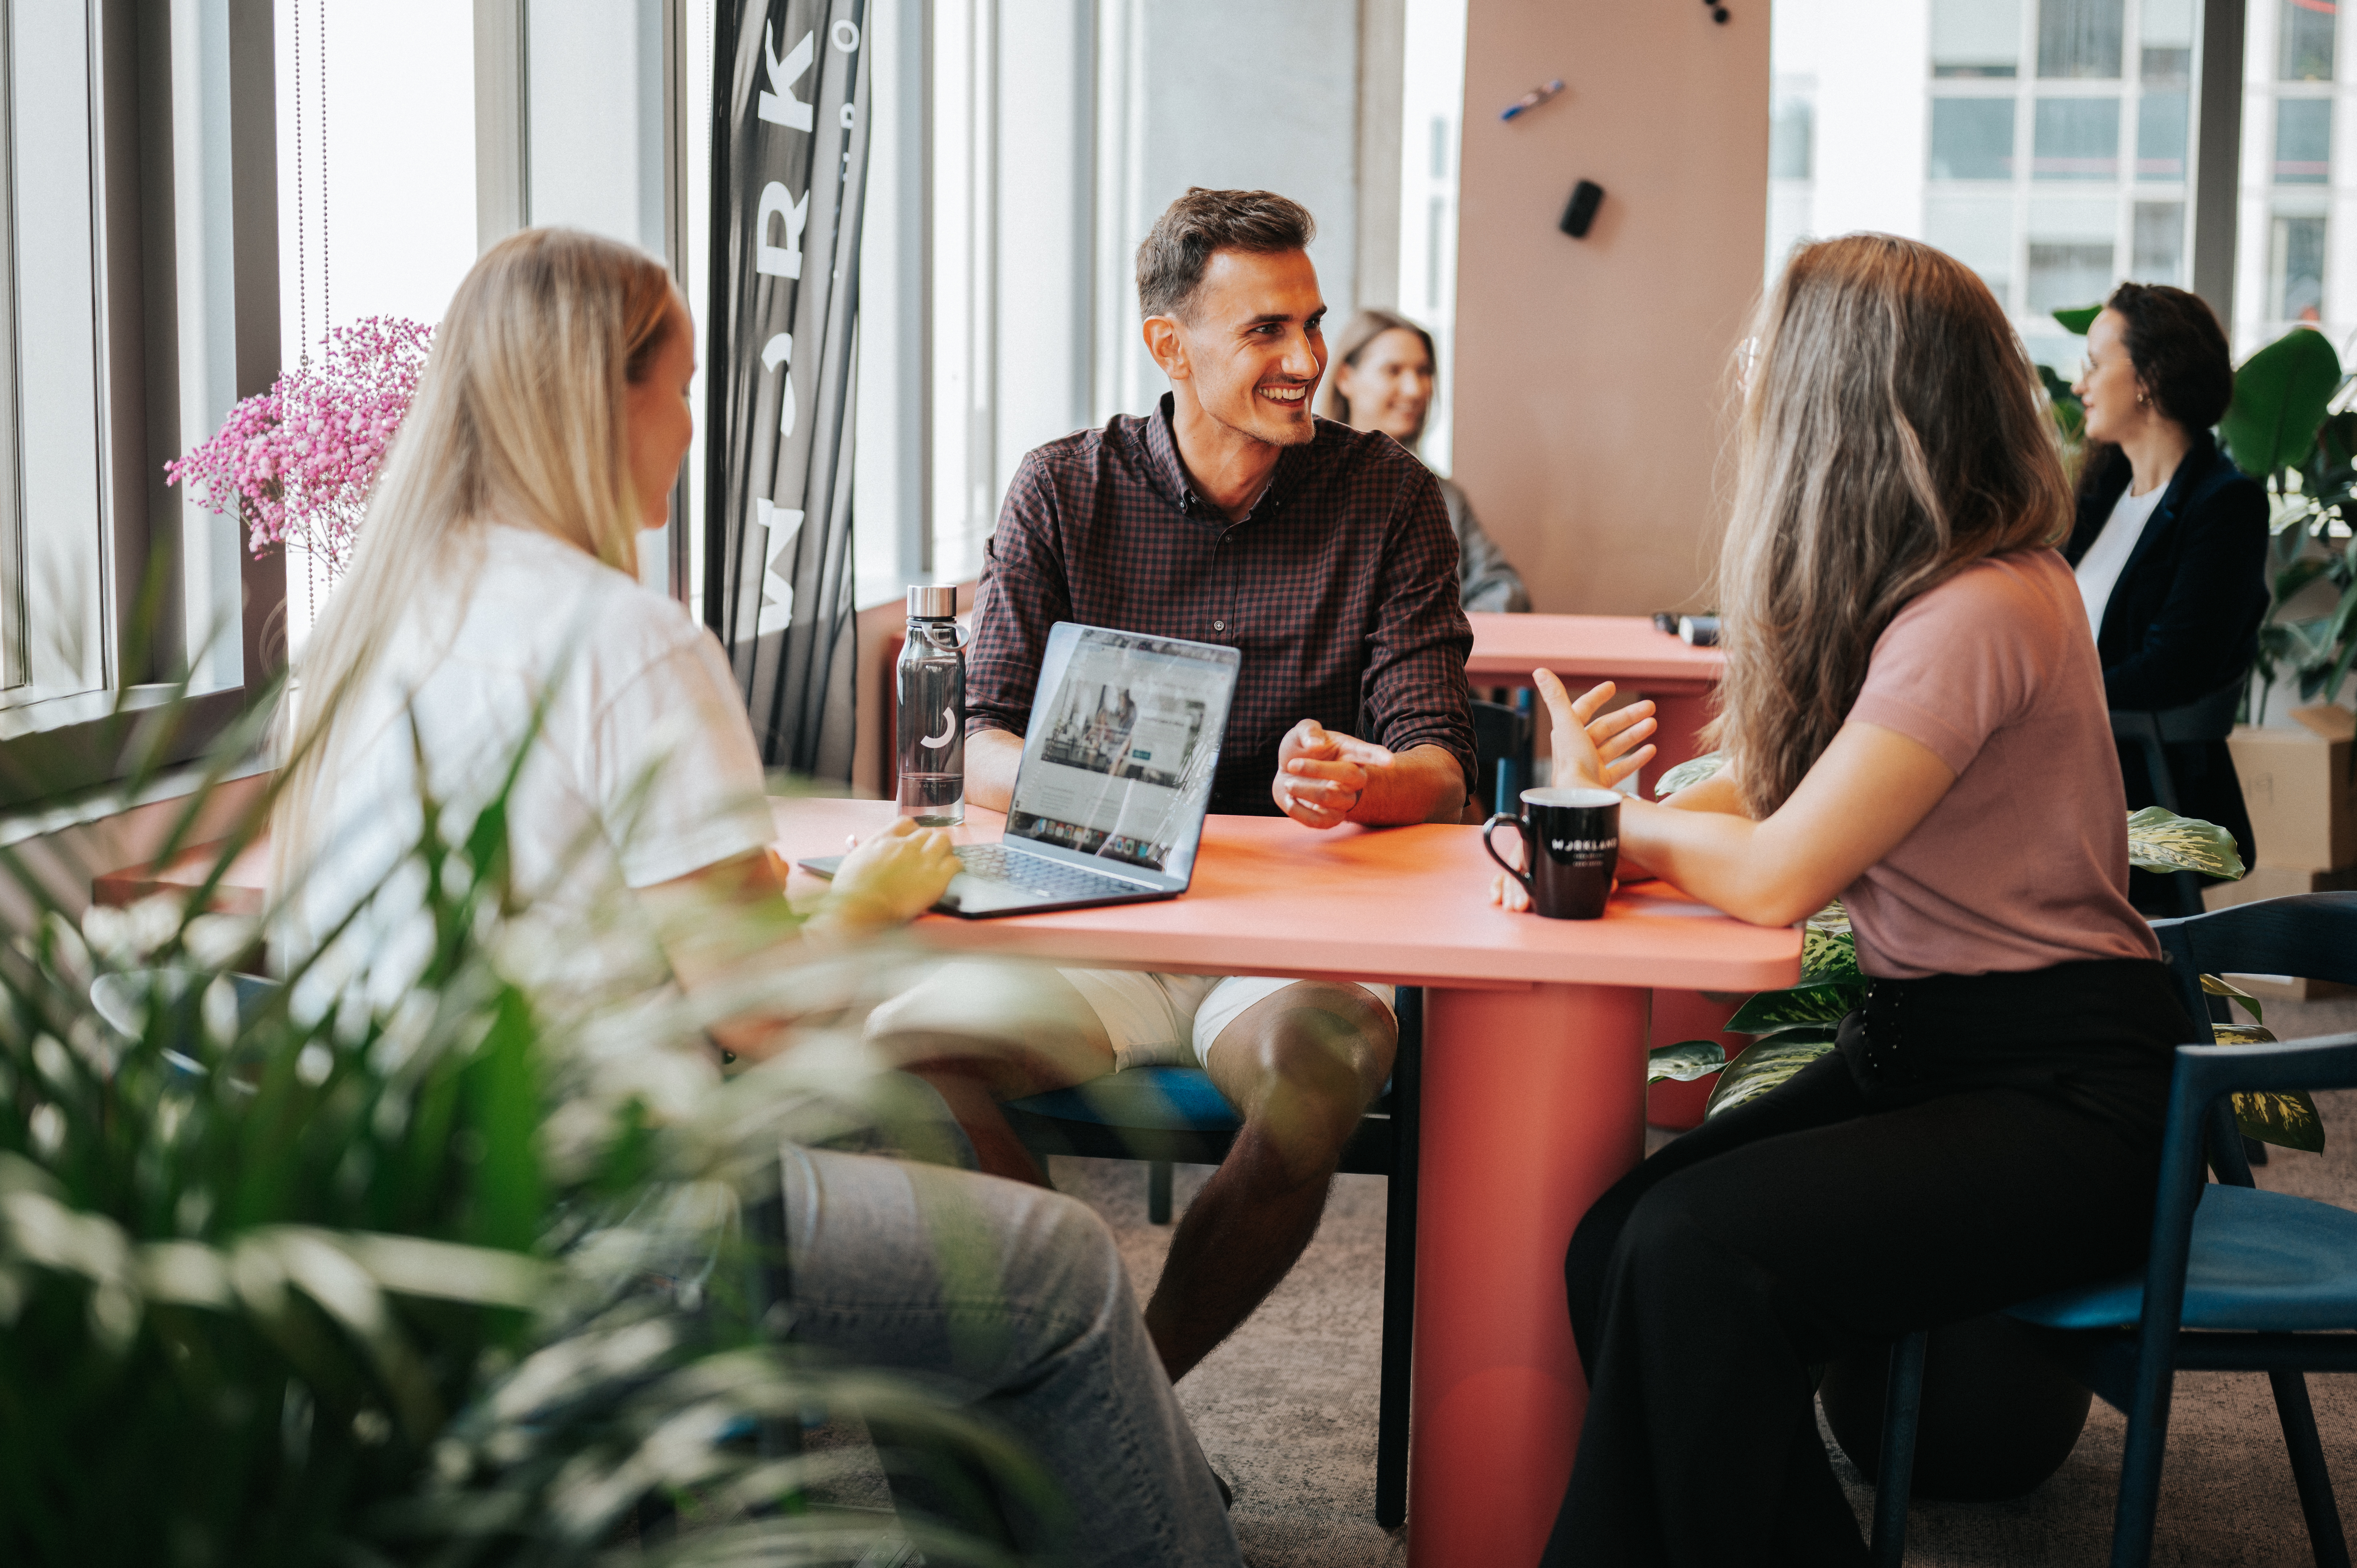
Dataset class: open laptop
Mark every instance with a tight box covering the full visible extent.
[800,622,1241,917]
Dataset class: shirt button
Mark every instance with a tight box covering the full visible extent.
[1213,621,1225,632]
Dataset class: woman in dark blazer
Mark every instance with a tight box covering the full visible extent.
[2064,282,2269,905]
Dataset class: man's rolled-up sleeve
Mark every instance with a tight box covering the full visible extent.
[1363,466,1478,790]
[966,454,1072,738]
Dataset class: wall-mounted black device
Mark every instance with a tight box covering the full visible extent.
[1560,180,1605,239]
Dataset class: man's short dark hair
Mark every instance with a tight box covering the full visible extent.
[1136,188,1317,321]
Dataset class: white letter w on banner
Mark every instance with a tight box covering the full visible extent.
[759,25,815,130]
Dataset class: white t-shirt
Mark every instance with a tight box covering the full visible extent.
[274,523,776,1015]
[2073,479,2169,639]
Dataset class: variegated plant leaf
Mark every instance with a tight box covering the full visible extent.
[2209,1019,2326,1152]
[1727,979,1867,1034]
[2201,973,2264,1026]
[2235,1088,2326,1152]
[1803,903,1859,981]
[1653,751,1727,798]
[1648,1040,1727,1084]
[2125,806,2246,880]
[1704,1031,1839,1119]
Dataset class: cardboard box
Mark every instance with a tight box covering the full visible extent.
[2227,713,2357,872]
[2200,863,2357,1000]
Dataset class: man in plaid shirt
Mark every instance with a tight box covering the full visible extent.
[872,189,1648,1384]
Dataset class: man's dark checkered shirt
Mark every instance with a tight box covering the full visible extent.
[969,395,1478,816]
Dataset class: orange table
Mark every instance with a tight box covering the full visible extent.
[96,799,1802,1562]
[774,797,1798,1566]
[1467,612,1725,796]
[1469,614,1737,1128]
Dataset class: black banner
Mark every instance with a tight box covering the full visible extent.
[704,0,871,776]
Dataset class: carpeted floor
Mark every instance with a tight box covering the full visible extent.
[1044,993,2357,1566]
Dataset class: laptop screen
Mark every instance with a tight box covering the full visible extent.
[1005,624,1241,878]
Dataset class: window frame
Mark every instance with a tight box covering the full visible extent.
[0,0,284,813]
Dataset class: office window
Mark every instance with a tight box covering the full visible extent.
[2034,96,2122,179]
[2135,90,2188,178]
[1925,194,2016,301]
[1932,0,2020,77]
[2276,97,2333,182]
[2040,0,2126,78]
[2028,241,2117,311]
[0,3,110,711]
[2280,0,2337,81]
[1770,90,1814,180]
[2273,213,2328,320]
[1930,98,2016,179]
[2132,200,2186,282]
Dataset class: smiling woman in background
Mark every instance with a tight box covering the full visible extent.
[2066,283,2268,906]
[1321,307,1531,612]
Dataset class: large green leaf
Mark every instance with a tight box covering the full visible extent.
[2125,806,2247,880]
[2201,972,2263,1027]
[2209,1020,2326,1152]
[1704,1031,1840,1119]
[1727,979,1867,1034]
[1653,750,1727,798]
[2221,327,2343,479]
[1648,1040,1727,1084]
[1802,902,1858,981]
[2051,304,2102,335]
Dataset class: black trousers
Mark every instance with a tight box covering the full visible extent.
[1540,959,2196,1568]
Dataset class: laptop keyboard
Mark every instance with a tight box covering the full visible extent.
[957,842,1148,899]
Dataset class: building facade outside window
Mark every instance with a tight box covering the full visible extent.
[1769,0,2356,375]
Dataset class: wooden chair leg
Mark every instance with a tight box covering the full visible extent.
[1870,1331,1927,1568]
[1148,1160,1174,1225]
[2268,1369,2352,1568]
[1376,987,1423,1530]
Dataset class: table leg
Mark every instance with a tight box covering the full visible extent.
[1407,982,1649,1566]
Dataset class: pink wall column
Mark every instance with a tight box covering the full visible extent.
[1452,0,1771,617]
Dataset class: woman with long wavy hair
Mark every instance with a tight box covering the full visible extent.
[1502,234,2197,1566]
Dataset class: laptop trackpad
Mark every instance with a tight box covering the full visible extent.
[939,872,1052,914]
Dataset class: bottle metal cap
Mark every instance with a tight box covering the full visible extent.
[907,584,957,619]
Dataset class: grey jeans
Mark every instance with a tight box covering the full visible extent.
[778,1143,1243,1567]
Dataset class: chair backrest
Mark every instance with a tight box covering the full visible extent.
[2150,893,2357,1017]
[2133,1031,2357,1367]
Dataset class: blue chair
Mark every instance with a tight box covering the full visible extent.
[1000,988,1423,1529]
[1473,694,1536,816]
[1870,892,2357,1568]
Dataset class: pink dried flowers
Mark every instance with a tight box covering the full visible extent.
[166,315,432,574]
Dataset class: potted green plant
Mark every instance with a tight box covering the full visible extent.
[0,691,1033,1563]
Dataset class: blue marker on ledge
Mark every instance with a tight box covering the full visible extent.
[1500,79,1566,121]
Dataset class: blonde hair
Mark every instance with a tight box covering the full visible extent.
[1317,307,1435,424]
[271,228,678,890]
[1712,233,2071,818]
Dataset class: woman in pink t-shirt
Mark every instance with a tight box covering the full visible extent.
[1510,235,2198,1568]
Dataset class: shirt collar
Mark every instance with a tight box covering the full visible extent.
[1142,392,1316,525]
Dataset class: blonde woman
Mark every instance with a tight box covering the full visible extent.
[270,228,1243,1564]
[1320,306,1530,612]
[1504,235,2198,1566]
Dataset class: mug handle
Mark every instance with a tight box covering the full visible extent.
[1482,812,1534,893]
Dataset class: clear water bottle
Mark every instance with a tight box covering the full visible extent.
[896,585,966,825]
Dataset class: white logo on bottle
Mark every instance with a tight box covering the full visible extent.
[923,707,956,749]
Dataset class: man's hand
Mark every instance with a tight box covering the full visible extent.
[1271,719,1396,828]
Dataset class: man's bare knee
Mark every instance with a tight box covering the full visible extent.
[1208,983,1395,1180]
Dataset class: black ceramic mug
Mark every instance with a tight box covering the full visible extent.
[1483,786,1621,920]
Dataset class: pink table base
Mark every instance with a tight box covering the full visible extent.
[767,798,1795,1565]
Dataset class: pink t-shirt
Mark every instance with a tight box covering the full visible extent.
[1841,547,2160,979]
